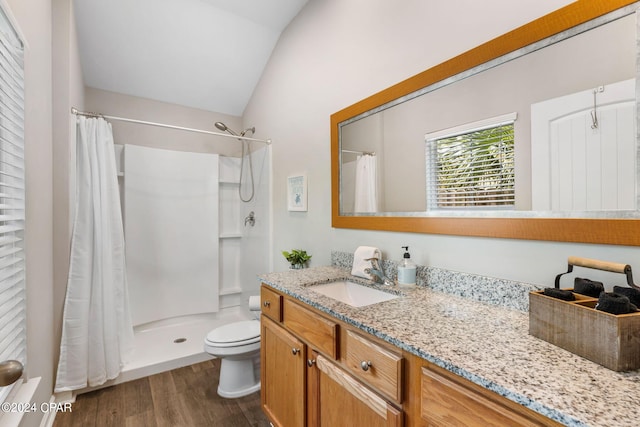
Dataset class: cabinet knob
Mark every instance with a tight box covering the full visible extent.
[307,359,316,367]
[292,348,300,355]
[360,361,372,372]
[263,301,271,307]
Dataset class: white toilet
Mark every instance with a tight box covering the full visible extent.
[204,318,261,398]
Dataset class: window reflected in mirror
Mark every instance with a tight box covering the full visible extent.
[425,113,516,211]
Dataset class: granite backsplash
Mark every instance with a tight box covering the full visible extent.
[331,250,543,312]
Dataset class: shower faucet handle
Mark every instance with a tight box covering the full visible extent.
[244,211,255,227]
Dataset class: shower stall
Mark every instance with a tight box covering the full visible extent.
[120,143,270,385]
[72,116,272,391]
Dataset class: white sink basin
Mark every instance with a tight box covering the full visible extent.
[310,280,399,307]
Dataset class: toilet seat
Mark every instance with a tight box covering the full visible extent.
[205,320,260,348]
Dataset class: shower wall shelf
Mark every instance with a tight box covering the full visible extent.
[219,233,242,239]
[218,155,245,309]
[219,287,243,296]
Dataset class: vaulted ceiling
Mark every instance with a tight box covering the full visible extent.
[73,0,309,116]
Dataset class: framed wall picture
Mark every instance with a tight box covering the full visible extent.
[287,174,307,211]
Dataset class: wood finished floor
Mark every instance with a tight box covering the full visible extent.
[53,359,270,427]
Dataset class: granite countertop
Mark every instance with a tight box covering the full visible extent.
[258,266,640,427]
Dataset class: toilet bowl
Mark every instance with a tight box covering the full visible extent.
[203,319,261,398]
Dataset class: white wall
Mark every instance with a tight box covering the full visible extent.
[52,0,85,404]
[244,0,640,287]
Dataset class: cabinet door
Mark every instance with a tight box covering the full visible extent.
[316,355,402,427]
[307,351,320,427]
[261,316,306,427]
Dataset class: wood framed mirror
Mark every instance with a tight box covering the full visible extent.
[331,0,640,246]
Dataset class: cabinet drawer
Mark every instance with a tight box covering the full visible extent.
[261,285,282,322]
[316,354,403,427]
[420,365,560,426]
[283,299,338,359]
[344,330,403,402]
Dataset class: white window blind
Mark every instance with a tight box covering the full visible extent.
[426,113,516,210]
[0,5,25,403]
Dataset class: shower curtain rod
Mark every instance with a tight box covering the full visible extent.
[342,149,375,155]
[70,107,272,144]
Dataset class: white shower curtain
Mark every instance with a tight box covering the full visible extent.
[55,116,134,392]
[354,154,378,212]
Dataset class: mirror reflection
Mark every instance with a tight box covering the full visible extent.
[339,11,636,217]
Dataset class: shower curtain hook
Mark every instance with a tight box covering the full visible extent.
[591,86,604,130]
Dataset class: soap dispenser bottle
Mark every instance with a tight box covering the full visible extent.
[397,246,416,288]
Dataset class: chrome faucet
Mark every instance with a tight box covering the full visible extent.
[364,257,395,286]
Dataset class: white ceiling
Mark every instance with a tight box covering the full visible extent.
[73,0,309,116]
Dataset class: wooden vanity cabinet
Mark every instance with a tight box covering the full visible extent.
[260,285,404,427]
[261,284,560,427]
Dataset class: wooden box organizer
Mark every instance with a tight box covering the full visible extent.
[529,257,640,372]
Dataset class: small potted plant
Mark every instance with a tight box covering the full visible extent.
[282,249,312,269]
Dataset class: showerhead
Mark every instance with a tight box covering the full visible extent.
[215,121,236,135]
[214,121,255,137]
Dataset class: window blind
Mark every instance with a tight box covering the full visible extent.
[0,7,25,403]
[426,118,515,209]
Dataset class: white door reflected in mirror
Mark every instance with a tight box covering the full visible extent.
[531,79,636,212]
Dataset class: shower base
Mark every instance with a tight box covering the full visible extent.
[76,307,251,395]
